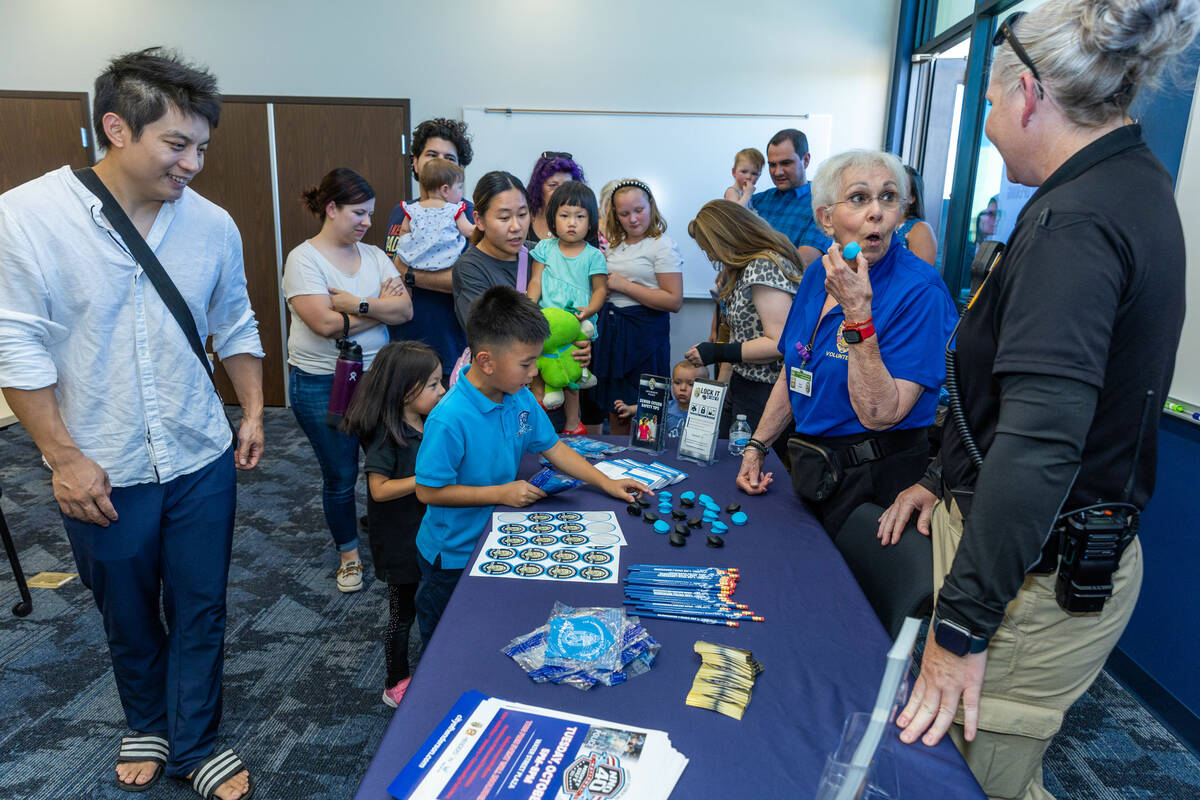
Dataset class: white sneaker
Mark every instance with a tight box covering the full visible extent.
[336,560,364,593]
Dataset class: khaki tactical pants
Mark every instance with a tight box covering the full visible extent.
[930,498,1143,800]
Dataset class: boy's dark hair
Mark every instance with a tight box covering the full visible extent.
[545,181,600,247]
[418,159,465,195]
[340,341,440,447]
[411,117,473,175]
[93,47,221,148]
[300,168,375,218]
[768,128,809,156]
[466,286,549,353]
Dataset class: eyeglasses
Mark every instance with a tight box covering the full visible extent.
[541,151,573,161]
[993,12,1044,99]
[832,190,902,212]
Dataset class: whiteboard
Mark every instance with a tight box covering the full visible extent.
[462,107,833,298]
[1170,70,1200,409]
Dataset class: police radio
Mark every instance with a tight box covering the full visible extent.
[1050,389,1153,613]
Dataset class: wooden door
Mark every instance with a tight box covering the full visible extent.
[186,102,287,406]
[0,91,94,192]
[272,101,410,256]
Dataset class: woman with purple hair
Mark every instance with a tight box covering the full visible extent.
[526,151,589,245]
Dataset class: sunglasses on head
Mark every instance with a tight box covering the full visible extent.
[993,12,1044,99]
[541,151,573,161]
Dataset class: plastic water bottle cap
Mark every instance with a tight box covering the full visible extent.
[736,414,747,421]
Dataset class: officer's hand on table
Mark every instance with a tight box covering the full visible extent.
[50,449,119,527]
[876,483,937,546]
[499,480,546,507]
[897,636,987,747]
[603,478,650,504]
[736,448,773,495]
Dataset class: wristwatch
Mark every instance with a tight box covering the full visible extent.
[933,616,990,656]
[403,270,416,290]
[358,298,370,315]
[842,317,875,344]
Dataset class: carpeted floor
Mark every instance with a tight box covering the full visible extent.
[1,408,1198,799]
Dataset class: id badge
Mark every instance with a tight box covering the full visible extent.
[789,366,813,397]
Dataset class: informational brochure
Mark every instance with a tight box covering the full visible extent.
[628,374,670,454]
[676,380,728,465]
[388,691,688,800]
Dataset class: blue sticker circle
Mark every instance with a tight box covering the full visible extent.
[558,534,588,546]
[513,562,545,577]
[528,523,556,534]
[582,550,613,565]
[498,534,528,547]
[519,547,549,561]
[498,523,527,534]
[526,513,554,522]
[530,534,558,546]
[551,549,581,563]
[557,522,585,534]
[555,512,583,522]
[579,566,613,581]
[547,564,578,579]
[486,547,517,559]
[479,561,512,575]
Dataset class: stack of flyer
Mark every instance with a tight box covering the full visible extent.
[388,691,688,800]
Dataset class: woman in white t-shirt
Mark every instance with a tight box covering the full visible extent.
[282,168,413,593]
[594,179,684,434]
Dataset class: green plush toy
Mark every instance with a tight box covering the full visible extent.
[538,306,597,410]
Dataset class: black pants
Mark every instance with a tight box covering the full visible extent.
[800,428,930,539]
[728,372,790,468]
[384,582,418,687]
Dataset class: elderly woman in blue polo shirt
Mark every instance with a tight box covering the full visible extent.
[735,149,957,537]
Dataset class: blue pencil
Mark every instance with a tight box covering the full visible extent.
[630,610,740,627]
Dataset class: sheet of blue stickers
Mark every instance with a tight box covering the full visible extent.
[468,511,627,584]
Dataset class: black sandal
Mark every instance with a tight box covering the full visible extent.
[189,748,254,799]
[116,733,167,792]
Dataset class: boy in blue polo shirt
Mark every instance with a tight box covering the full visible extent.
[413,286,648,644]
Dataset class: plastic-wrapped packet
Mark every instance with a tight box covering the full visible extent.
[502,603,660,690]
[528,467,582,494]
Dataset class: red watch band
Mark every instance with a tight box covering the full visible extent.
[853,322,875,340]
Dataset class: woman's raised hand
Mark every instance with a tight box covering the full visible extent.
[823,244,873,320]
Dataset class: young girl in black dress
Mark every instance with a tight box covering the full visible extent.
[341,341,445,706]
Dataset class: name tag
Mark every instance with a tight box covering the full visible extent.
[789,367,813,396]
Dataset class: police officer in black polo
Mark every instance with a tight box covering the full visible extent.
[874,2,1199,797]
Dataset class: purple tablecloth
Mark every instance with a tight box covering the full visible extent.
[355,441,983,799]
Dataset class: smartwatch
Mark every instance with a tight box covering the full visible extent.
[842,318,875,344]
[933,616,990,656]
[358,298,370,315]
[403,270,416,290]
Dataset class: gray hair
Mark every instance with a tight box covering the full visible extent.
[994,0,1200,127]
[810,150,910,219]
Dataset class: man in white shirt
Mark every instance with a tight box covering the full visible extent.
[0,49,261,800]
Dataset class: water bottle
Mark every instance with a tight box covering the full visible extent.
[326,324,363,428]
[729,414,751,455]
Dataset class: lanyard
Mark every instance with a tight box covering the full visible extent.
[795,299,834,367]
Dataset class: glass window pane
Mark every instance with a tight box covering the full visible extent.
[933,0,974,37]
[955,0,1048,293]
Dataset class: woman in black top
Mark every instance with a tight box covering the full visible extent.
[341,341,446,707]
[876,2,1198,796]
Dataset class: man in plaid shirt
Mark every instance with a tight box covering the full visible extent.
[749,128,831,266]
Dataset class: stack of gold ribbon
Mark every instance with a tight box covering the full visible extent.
[684,640,764,720]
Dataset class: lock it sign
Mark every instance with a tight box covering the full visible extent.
[562,752,626,799]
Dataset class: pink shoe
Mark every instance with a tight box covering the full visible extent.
[382,677,411,708]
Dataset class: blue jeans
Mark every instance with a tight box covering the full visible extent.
[63,448,235,778]
[289,366,360,553]
[415,553,464,649]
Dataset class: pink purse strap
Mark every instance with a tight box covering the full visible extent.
[516,246,529,293]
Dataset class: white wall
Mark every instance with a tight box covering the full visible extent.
[2,0,899,378]
[1,0,899,156]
